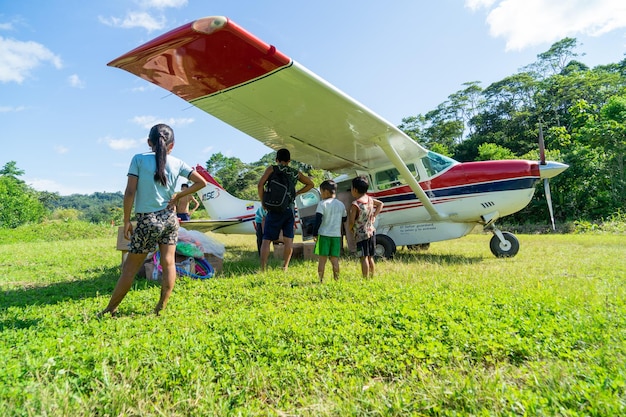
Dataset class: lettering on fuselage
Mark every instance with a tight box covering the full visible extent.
[201,190,218,201]
[397,223,436,235]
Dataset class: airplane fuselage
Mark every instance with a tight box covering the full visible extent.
[195,157,541,247]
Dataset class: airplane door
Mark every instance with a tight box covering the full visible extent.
[295,188,321,241]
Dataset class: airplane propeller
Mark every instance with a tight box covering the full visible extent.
[537,123,562,231]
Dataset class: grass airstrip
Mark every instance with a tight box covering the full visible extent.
[0,221,624,416]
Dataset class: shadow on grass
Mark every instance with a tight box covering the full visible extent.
[386,251,484,265]
[0,265,161,311]
[221,244,485,276]
[0,317,42,331]
[0,247,482,313]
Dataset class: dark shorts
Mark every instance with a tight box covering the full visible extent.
[130,208,178,253]
[176,212,191,221]
[315,235,342,257]
[263,208,295,241]
[356,235,376,257]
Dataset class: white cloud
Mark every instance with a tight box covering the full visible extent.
[100,0,186,32]
[0,105,26,112]
[54,145,69,154]
[98,12,165,32]
[132,115,159,129]
[132,115,195,129]
[138,0,188,9]
[131,85,155,92]
[0,36,62,83]
[465,0,497,11]
[99,136,144,151]
[26,178,87,195]
[466,0,626,50]
[0,22,14,30]
[68,74,85,88]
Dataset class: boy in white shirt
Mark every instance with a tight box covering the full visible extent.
[313,180,347,282]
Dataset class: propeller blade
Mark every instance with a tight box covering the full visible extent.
[538,123,546,165]
[544,178,555,231]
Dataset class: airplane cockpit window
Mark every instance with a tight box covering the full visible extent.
[375,163,418,190]
[422,152,457,177]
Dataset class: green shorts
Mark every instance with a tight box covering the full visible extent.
[315,235,342,257]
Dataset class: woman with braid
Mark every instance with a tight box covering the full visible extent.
[99,124,206,316]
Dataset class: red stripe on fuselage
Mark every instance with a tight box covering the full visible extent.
[372,160,539,197]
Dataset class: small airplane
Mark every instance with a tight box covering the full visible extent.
[109,16,568,258]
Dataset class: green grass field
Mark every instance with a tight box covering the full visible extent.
[0,223,624,416]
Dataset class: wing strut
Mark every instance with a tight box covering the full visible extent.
[375,136,446,221]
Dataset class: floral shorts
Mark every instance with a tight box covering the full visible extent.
[129,208,178,254]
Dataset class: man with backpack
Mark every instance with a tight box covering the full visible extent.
[258,148,314,272]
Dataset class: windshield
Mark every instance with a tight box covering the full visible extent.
[422,152,457,177]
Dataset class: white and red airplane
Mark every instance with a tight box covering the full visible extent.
[108,16,568,258]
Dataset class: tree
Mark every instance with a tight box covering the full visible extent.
[525,37,581,78]
[0,164,46,228]
[206,152,249,193]
[1,161,25,177]
[574,95,626,212]
[476,143,516,161]
[398,36,626,222]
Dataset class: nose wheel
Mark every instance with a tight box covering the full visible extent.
[489,229,519,257]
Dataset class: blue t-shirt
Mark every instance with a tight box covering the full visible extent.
[128,152,193,213]
[255,206,267,223]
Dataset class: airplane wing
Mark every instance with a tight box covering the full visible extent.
[180,219,242,233]
[108,16,428,174]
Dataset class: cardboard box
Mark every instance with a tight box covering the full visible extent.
[273,243,285,259]
[116,225,133,251]
[273,242,317,260]
[303,241,318,260]
[204,253,223,276]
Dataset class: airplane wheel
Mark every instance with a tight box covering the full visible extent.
[375,235,396,259]
[489,232,519,258]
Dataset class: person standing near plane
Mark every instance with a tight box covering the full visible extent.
[313,180,347,282]
[349,175,383,278]
[258,148,314,272]
[99,124,207,316]
[253,205,267,256]
[175,183,200,221]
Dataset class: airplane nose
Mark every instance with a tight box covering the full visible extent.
[539,161,569,179]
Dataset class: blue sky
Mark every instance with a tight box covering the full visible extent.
[2,0,625,195]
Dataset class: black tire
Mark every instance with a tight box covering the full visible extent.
[375,234,396,259]
[489,232,520,258]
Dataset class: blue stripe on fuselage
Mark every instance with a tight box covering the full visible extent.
[377,177,539,204]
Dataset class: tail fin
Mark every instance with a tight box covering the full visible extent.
[195,165,260,221]
[196,165,225,190]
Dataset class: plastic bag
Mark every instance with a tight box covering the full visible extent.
[178,227,225,258]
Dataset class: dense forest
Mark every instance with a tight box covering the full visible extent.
[1,38,624,229]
